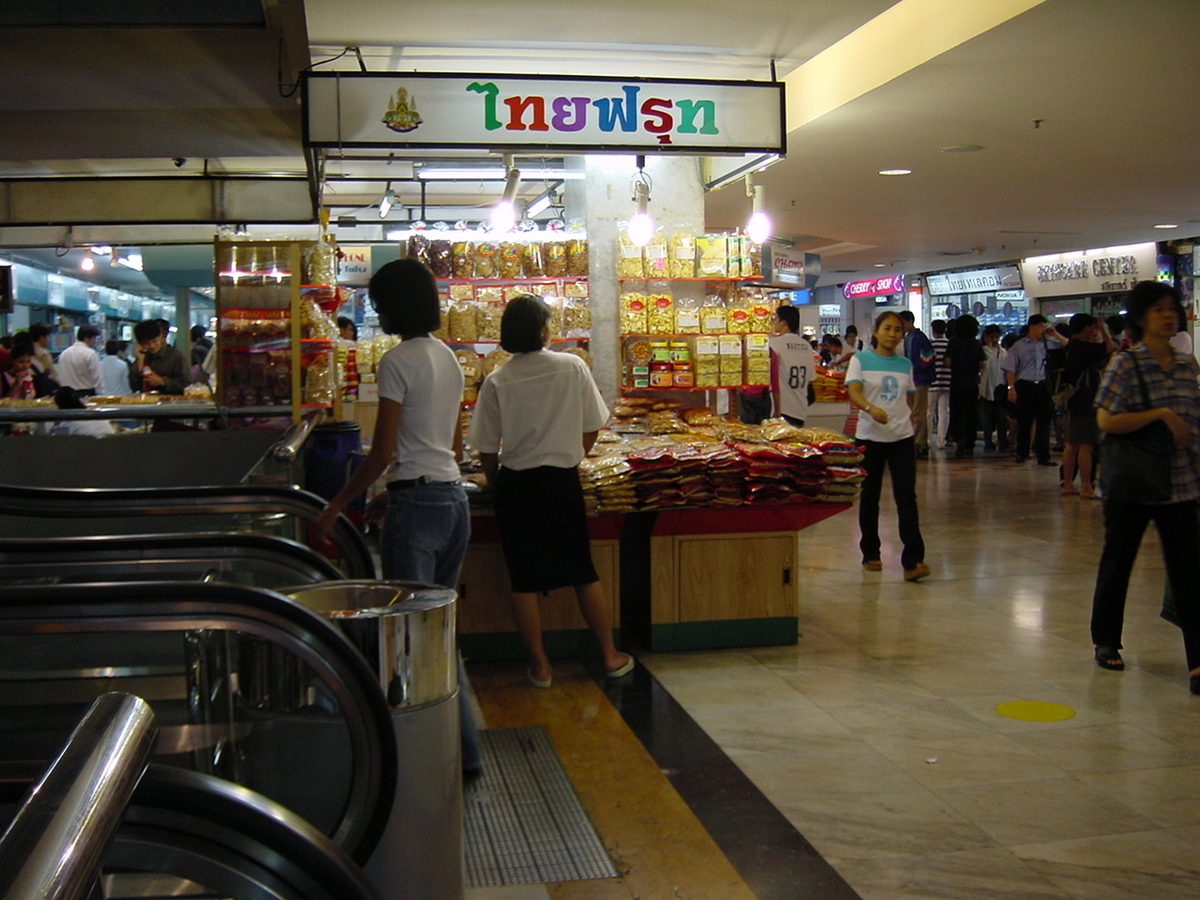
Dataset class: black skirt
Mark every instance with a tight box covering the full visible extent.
[494,465,599,593]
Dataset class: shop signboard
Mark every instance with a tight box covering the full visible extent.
[337,246,373,286]
[925,265,1022,295]
[842,275,905,299]
[1019,243,1155,298]
[761,245,820,289]
[304,72,785,154]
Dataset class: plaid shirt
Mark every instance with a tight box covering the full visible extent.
[1094,345,1200,502]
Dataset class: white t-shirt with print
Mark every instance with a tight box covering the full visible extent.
[769,332,817,421]
[468,349,609,470]
[376,337,464,482]
[846,349,916,443]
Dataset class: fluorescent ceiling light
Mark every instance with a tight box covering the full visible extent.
[415,165,585,181]
[878,168,912,176]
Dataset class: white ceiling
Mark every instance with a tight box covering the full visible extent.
[2,0,1199,289]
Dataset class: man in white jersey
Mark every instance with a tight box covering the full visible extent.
[769,305,817,426]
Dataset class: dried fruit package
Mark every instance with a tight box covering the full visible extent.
[696,235,728,277]
[566,238,589,276]
[521,242,545,277]
[428,240,453,279]
[619,287,648,334]
[646,281,674,335]
[498,242,523,278]
[406,234,430,266]
[448,302,479,342]
[644,234,669,276]
[451,241,474,279]
[544,241,568,277]
[617,235,645,278]
[669,234,696,278]
[473,242,499,278]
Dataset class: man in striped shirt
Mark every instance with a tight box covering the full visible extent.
[928,319,951,449]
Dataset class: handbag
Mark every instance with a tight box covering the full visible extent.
[1097,352,1174,504]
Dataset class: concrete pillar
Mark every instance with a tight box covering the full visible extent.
[580,155,705,400]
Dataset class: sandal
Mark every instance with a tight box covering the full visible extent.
[1094,646,1124,671]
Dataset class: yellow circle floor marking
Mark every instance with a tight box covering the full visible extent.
[994,700,1075,722]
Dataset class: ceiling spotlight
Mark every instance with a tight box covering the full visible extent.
[490,155,521,233]
[878,168,912,176]
[1154,223,1178,229]
[745,174,771,246]
[80,254,95,271]
[378,182,395,219]
[627,156,654,247]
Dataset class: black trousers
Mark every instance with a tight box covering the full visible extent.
[1014,379,1053,462]
[858,437,925,570]
[1090,500,1200,669]
[950,383,978,453]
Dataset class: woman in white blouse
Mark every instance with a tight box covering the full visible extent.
[468,295,634,688]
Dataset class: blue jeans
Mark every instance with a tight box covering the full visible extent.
[379,482,481,772]
[380,481,470,588]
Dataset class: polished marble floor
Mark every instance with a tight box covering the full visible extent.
[466,449,1200,900]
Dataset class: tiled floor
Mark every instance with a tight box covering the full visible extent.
[467,448,1200,900]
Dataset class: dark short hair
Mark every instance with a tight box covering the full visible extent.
[931,319,946,336]
[369,259,441,336]
[897,310,915,323]
[133,320,161,344]
[190,324,207,341]
[9,335,34,360]
[775,305,799,333]
[958,314,980,337]
[1105,314,1125,335]
[104,338,121,355]
[983,323,1001,337]
[845,325,858,336]
[1068,313,1094,335]
[28,322,51,341]
[500,294,551,353]
[1125,280,1184,342]
[53,385,85,410]
[1027,314,1048,328]
[77,325,100,342]
[826,336,843,350]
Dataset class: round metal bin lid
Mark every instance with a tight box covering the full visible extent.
[286,581,457,710]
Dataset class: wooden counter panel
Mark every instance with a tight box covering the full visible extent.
[674,533,797,623]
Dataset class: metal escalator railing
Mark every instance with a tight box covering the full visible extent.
[0,692,157,900]
[0,483,374,579]
[270,408,325,464]
[0,581,397,866]
[0,532,344,588]
[0,765,382,900]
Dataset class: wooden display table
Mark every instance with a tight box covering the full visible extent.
[455,503,850,660]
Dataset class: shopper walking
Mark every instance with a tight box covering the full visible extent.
[1061,314,1113,497]
[1002,314,1065,465]
[898,310,935,458]
[468,294,634,687]
[978,324,1008,452]
[947,314,985,457]
[1088,281,1200,690]
[927,319,951,451]
[846,311,930,582]
[56,324,103,397]
[314,257,481,773]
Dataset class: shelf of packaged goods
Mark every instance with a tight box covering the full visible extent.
[439,278,589,284]
[444,337,590,346]
[620,385,764,392]
[619,333,769,339]
[618,276,763,283]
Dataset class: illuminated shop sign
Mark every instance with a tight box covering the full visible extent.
[761,245,821,289]
[842,275,905,299]
[304,72,786,154]
[924,266,1022,295]
[1019,243,1156,297]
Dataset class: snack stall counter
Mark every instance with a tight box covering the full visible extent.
[454,414,861,659]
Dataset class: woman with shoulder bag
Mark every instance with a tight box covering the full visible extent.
[1089,281,1200,690]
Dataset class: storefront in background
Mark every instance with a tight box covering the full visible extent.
[1018,242,1158,327]
[922,264,1028,332]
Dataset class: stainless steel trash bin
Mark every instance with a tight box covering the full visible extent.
[286,580,462,900]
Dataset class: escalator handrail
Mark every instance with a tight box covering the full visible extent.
[0,692,157,900]
[0,581,397,866]
[0,483,374,579]
[0,531,345,584]
[270,409,326,464]
[0,765,382,900]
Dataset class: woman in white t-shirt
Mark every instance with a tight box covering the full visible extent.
[846,311,930,582]
[468,295,633,688]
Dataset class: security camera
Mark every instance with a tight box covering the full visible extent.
[172,157,187,168]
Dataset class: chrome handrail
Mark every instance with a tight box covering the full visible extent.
[271,408,327,463]
[0,692,157,900]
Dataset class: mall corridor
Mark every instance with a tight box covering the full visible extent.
[466,451,1200,900]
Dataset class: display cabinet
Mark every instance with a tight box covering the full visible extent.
[214,239,343,423]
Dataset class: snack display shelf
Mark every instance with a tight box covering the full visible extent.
[0,403,294,422]
[619,386,763,393]
[444,337,590,345]
[619,332,769,339]
[618,276,762,283]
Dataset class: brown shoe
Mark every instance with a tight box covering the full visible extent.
[862,560,883,572]
[903,562,931,582]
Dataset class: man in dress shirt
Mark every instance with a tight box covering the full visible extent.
[1001,314,1065,465]
[55,324,102,397]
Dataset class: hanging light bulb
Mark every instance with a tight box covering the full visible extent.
[746,175,771,245]
[490,155,521,233]
[626,156,654,247]
[80,254,95,271]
